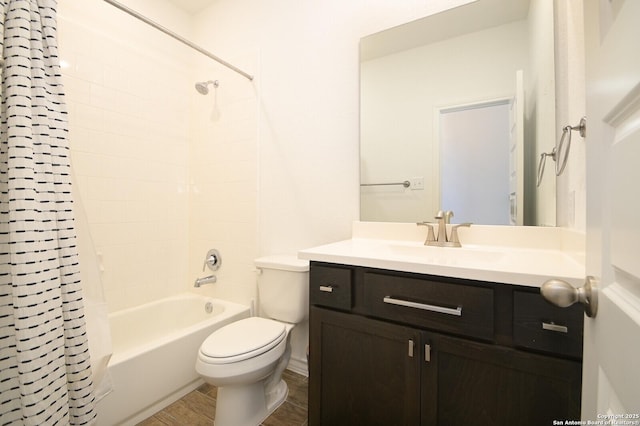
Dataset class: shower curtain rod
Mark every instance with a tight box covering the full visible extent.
[102,0,254,81]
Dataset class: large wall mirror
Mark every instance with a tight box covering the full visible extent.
[360,0,557,226]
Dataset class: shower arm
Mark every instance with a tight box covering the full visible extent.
[102,0,254,81]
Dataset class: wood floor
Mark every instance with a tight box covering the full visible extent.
[137,370,308,426]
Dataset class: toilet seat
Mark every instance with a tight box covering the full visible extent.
[199,317,286,365]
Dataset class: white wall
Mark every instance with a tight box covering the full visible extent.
[554,0,586,231]
[187,48,260,307]
[526,0,557,227]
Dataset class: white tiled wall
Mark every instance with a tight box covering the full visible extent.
[188,57,260,306]
[60,0,193,311]
[60,0,262,312]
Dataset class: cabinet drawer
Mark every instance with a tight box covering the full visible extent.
[513,291,584,359]
[309,264,353,311]
[363,272,494,341]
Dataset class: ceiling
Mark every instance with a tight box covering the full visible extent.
[167,0,214,14]
[361,0,531,61]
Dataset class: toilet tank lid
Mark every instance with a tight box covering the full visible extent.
[255,255,309,272]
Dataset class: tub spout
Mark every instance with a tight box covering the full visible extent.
[194,275,217,287]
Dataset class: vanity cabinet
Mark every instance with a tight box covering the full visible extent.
[308,262,583,426]
[310,307,422,425]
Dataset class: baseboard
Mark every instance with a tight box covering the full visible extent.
[287,355,308,377]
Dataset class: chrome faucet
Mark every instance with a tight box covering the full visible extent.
[435,210,454,243]
[194,275,217,287]
[417,210,471,247]
[194,248,221,287]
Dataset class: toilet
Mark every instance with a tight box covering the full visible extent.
[195,255,309,426]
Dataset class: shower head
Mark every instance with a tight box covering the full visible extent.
[195,80,219,95]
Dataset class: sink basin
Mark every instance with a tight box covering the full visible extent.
[387,243,504,266]
[381,241,583,277]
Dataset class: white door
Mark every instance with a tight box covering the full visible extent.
[439,100,511,225]
[582,0,640,418]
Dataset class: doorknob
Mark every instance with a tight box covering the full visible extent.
[540,276,598,318]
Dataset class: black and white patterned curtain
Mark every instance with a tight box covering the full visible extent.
[0,0,96,424]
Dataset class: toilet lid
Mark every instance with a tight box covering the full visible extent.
[200,317,286,364]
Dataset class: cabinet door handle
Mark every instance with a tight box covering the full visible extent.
[542,322,568,333]
[408,339,414,358]
[319,285,334,293]
[425,344,431,363]
[383,296,462,317]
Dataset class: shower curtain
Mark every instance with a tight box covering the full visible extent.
[0,0,96,424]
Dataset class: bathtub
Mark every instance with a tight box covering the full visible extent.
[96,293,251,426]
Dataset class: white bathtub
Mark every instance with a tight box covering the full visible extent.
[96,293,251,425]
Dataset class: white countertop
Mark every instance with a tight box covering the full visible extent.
[298,222,586,288]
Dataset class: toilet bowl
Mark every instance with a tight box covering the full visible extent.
[195,255,309,426]
[197,317,291,385]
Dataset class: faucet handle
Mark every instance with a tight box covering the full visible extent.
[203,249,222,272]
[417,222,436,245]
[449,223,472,247]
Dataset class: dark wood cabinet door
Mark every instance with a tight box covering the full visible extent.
[422,332,582,426]
[309,306,422,426]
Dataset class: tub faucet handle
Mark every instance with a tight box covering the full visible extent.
[203,249,222,271]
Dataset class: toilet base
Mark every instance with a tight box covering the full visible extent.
[214,379,289,426]
[266,378,288,414]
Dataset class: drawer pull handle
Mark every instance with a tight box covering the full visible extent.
[542,322,568,333]
[383,296,462,316]
[319,285,334,293]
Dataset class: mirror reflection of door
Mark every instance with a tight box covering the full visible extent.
[439,100,512,225]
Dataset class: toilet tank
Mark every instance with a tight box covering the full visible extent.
[255,255,309,324]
